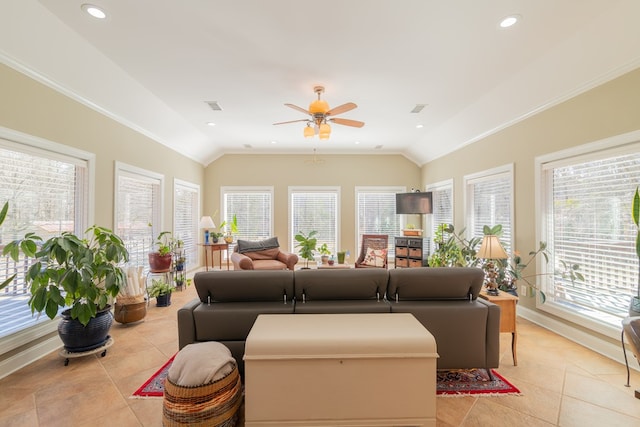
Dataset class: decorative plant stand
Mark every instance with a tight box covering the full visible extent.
[58,336,114,366]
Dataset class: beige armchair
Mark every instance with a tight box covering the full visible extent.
[230,237,298,270]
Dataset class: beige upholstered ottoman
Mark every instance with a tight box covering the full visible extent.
[163,342,243,426]
[244,313,438,426]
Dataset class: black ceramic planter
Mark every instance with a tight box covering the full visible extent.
[57,306,113,352]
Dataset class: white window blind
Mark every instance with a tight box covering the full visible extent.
[290,187,339,255]
[465,166,513,253]
[0,138,89,337]
[356,187,402,257]
[174,180,199,268]
[540,144,640,328]
[427,180,454,252]
[222,187,273,254]
[115,164,162,269]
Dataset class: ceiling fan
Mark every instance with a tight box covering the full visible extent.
[273,86,365,140]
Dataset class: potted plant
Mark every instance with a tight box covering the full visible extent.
[148,231,173,272]
[2,225,129,352]
[295,230,318,269]
[220,214,238,243]
[319,243,331,264]
[147,279,175,307]
[402,223,423,237]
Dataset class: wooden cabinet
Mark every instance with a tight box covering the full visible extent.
[394,237,429,268]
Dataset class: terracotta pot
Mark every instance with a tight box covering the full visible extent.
[148,252,172,272]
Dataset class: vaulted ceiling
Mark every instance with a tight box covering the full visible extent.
[2,1,639,165]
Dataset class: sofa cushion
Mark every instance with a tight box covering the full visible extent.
[387,267,484,301]
[237,237,279,253]
[245,247,280,261]
[294,268,388,300]
[194,270,294,303]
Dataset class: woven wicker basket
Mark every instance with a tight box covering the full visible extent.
[163,364,242,426]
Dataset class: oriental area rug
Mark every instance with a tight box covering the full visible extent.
[132,356,520,398]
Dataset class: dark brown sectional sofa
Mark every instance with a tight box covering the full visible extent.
[177,267,500,376]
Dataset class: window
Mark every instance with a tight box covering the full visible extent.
[464,165,514,253]
[290,187,339,256]
[0,133,92,338]
[426,179,454,252]
[355,187,403,257]
[114,162,163,270]
[174,179,199,269]
[222,187,273,254]
[538,132,640,334]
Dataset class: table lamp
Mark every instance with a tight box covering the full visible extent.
[476,235,508,296]
[199,216,216,244]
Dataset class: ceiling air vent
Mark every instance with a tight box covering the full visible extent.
[243,144,252,149]
[206,101,223,111]
[410,104,427,114]
[374,145,383,150]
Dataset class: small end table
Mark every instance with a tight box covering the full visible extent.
[199,243,230,271]
[479,289,518,366]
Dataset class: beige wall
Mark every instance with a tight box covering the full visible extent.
[422,67,640,313]
[0,63,204,231]
[205,153,421,256]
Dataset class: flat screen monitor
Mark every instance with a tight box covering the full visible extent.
[395,192,432,214]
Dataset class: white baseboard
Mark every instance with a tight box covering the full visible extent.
[517,305,639,372]
[0,334,61,380]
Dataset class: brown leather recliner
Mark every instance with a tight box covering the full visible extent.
[230,237,298,270]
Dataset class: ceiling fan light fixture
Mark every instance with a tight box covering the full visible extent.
[303,124,315,138]
[319,122,331,136]
[309,99,329,114]
[319,132,330,140]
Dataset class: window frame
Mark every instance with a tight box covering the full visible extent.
[173,178,200,270]
[426,179,454,254]
[355,186,405,258]
[464,164,514,253]
[289,186,340,255]
[221,186,274,256]
[535,130,640,339]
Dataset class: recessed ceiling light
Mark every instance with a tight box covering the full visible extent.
[271,141,277,144]
[499,14,521,28]
[206,122,216,126]
[416,124,424,129]
[355,141,360,145]
[81,4,107,19]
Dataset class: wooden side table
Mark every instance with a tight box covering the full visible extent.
[479,289,518,366]
[199,243,229,271]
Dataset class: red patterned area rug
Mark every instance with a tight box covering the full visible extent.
[437,369,521,397]
[131,353,176,398]
[132,357,520,398]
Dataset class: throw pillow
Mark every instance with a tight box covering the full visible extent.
[362,247,387,267]
[168,342,236,387]
[237,237,280,253]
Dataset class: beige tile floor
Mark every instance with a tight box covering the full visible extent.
[1,274,640,426]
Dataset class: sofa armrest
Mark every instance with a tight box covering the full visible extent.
[277,250,299,270]
[231,251,254,270]
[177,298,201,349]
[477,298,501,367]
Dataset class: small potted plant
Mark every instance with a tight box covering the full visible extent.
[148,279,175,307]
[295,230,318,269]
[221,214,238,243]
[148,231,173,272]
[402,223,423,237]
[319,243,331,265]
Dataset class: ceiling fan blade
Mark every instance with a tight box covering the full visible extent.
[330,118,365,128]
[273,119,310,125]
[285,103,310,115]
[326,102,357,116]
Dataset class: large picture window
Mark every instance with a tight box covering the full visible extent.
[464,165,514,253]
[538,133,640,333]
[174,179,199,268]
[426,179,454,252]
[114,162,163,270]
[222,187,273,255]
[290,187,339,256]
[0,133,92,338]
[355,187,403,258]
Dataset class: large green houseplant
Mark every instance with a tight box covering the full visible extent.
[295,230,318,269]
[2,224,129,351]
